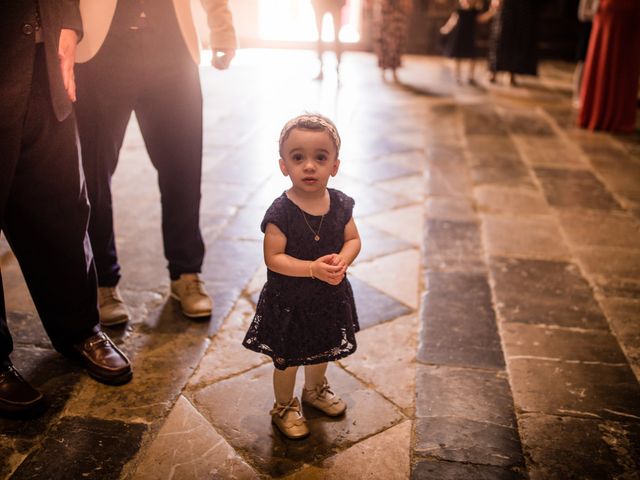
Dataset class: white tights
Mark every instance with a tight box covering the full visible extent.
[273,363,328,405]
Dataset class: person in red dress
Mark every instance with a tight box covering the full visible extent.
[579,0,640,133]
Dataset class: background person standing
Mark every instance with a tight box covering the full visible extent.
[74,0,237,325]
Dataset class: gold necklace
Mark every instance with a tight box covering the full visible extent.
[299,209,324,241]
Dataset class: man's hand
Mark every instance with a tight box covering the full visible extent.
[58,28,78,102]
[212,48,235,70]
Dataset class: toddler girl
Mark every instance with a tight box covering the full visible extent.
[243,114,361,439]
[440,0,495,85]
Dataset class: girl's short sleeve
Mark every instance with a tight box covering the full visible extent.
[335,190,355,226]
[260,196,289,236]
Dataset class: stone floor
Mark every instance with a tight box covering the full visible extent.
[1,50,639,479]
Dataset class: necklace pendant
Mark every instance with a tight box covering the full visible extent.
[314,235,320,241]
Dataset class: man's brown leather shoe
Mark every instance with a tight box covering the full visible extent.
[0,365,45,415]
[73,332,132,385]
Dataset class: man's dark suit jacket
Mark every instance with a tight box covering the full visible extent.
[0,0,82,128]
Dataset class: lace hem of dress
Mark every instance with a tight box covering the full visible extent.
[242,339,357,370]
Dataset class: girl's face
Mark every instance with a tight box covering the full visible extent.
[279,128,340,196]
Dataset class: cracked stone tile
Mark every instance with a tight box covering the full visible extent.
[283,420,411,480]
[189,363,403,477]
[359,205,423,247]
[0,437,27,480]
[415,365,517,428]
[519,414,640,480]
[339,314,417,411]
[349,249,420,309]
[414,416,524,467]
[131,396,258,480]
[481,214,571,261]
[508,358,640,421]
[348,275,412,330]
[501,323,629,365]
[489,257,608,329]
[418,272,505,370]
[10,417,146,480]
[534,168,622,211]
[425,196,476,222]
[558,211,640,249]
[412,459,525,480]
[474,185,550,215]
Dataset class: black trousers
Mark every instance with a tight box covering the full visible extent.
[0,47,100,364]
[74,23,205,286]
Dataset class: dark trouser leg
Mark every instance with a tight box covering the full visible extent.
[135,62,204,280]
[1,48,99,353]
[75,62,134,287]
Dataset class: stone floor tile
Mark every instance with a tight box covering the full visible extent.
[558,211,640,249]
[418,272,505,370]
[519,414,640,480]
[0,438,27,480]
[501,323,629,364]
[425,157,474,198]
[425,196,476,222]
[188,299,269,389]
[481,214,571,261]
[5,311,51,349]
[202,237,264,334]
[598,297,640,379]
[424,219,485,273]
[469,156,535,189]
[412,459,525,480]
[10,417,146,480]
[415,365,516,428]
[283,420,411,480]
[500,111,555,137]
[63,330,209,423]
[461,104,509,136]
[189,363,403,477]
[534,168,622,211]
[359,204,423,247]
[340,315,417,412]
[466,135,517,157]
[590,155,640,204]
[348,276,412,330]
[340,157,418,184]
[489,257,608,329]
[356,223,415,264]
[414,416,524,467]
[514,137,586,168]
[378,174,424,202]
[349,249,420,309]
[131,396,258,480]
[508,358,640,420]
[575,246,640,283]
[0,347,82,438]
[331,180,412,217]
[474,185,550,216]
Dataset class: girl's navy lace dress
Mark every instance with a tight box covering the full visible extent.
[243,188,359,370]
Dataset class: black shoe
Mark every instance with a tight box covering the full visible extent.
[72,332,133,385]
[0,365,45,415]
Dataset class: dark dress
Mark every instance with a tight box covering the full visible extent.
[443,8,480,59]
[579,0,640,133]
[243,189,359,370]
[488,0,538,75]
